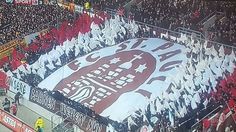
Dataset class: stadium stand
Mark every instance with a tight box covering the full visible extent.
[0,1,73,44]
[0,0,236,132]
[114,0,236,45]
[207,4,236,45]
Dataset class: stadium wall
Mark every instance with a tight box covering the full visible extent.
[6,91,62,129]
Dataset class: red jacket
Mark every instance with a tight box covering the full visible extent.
[11,103,17,114]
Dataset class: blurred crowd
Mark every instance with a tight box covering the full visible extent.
[129,0,236,45]
[130,0,209,30]
[70,0,236,45]
[0,1,73,44]
[72,0,129,10]
[208,3,236,45]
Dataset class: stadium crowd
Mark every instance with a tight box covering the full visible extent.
[4,12,236,131]
[0,0,236,132]
[129,0,209,30]
[140,34,236,132]
[0,1,74,44]
[72,0,129,10]
[62,0,236,45]
[132,1,236,45]
[207,4,236,45]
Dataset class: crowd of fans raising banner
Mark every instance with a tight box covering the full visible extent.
[0,0,236,132]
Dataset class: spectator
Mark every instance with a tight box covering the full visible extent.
[2,98,10,113]
[14,92,22,105]
[34,117,45,132]
[11,102,18,116]
[37,126,43,132]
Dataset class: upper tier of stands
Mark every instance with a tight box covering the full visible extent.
[0,0,235,45]
[0,1,74,45]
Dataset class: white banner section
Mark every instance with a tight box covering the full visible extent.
[9,77,31,100]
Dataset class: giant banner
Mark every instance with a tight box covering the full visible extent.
[29,87,106,132]
[8,77,31,100]
[38,38,188,121]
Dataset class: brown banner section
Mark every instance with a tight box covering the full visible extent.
[29,87,107,132]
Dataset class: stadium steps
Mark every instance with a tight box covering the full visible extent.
[52,121,74,132]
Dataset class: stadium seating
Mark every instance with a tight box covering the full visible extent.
[0,0,236,131]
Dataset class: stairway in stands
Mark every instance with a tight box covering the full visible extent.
[52,120,74,132]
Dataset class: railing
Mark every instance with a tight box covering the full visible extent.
[175,27,205,40]
[51,110,63,129]
[64,124,74,132]
[104,7,117,16]
[190,105,223,131]
[123,0,143,11]
[62,121,74,132]
[197,11,217,26]
[198,11,224,26]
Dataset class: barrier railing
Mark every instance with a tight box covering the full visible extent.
[51,110,63,129]
[190,105,223,131]
[0,39,26,59]
[61,117,74,132]
[175,27,205,40]
[197,11,224,26]
[197,11,217,26]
